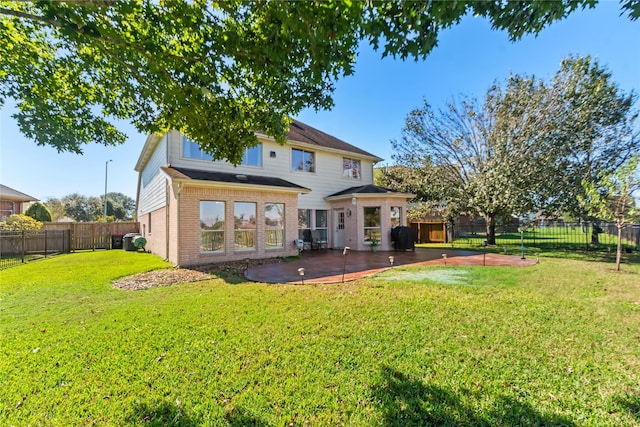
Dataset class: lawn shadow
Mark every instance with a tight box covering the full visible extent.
[126,401,266,426]
[615,393,640,421]
[224,406,268,426]
[190,258,291,285]
[125,401,196,426]
[371,366,576,426]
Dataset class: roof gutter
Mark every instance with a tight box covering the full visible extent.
[325,192,415,202]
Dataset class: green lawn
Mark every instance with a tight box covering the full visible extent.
[1,251,639,426]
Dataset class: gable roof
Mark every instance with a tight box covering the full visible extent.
[136,119,382,172]
[161,166,310,193]
[281,120,381,161]
[325,184,414,200]
[0,184,38,202]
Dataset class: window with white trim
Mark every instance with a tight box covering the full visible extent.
[343,158,361,179]
[184,136,261,165]
[183,136,213,160]
[363,207,381,243]
[315,210,328,241]
[298,209,311,240]
[200,201,225,253]
[242,145,262,166]
[234,202,256,251]
[292,148,315,172]
[391,206,402,228]
[265,203,285,249]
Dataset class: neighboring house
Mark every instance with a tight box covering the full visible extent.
[0,184,38,220]
[135,120,413,266]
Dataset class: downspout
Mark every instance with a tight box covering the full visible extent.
[166,178,183,265]
[165,178,170,262]
[164,135,171,262]
[134,174,141,223]
[175,182,183,266]
[163,137,171,261]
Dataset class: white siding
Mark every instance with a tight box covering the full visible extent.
[137,135,168,215]
[291,148,374,209]
[167,134,375,209]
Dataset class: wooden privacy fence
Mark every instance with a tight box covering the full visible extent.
[0,222,140,267]
[41,221,139,251]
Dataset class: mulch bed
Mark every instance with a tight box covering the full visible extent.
[111,269,212,291]
[112,257,286,291]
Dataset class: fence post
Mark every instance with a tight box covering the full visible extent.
[44,229,48,258]
[21,229,25,263]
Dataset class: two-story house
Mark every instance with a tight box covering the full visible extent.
[135,120,413,266]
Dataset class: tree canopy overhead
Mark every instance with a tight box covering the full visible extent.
[3,0,637,163]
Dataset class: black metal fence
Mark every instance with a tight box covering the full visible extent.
[453,221,640,251]
[0,230,71,270]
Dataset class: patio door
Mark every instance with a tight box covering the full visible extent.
[333,209,345,248]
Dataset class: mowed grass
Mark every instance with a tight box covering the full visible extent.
[0,251,639,426]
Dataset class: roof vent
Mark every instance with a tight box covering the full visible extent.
[235,174,248,181]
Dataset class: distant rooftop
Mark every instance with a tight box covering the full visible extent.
[0,184,38,202]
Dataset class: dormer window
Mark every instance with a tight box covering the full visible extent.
[343,158,361,179]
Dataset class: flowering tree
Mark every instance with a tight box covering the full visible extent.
[580,155,639,271]
[387,56,637,245]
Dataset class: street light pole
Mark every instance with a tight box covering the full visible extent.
[104,160,112,222]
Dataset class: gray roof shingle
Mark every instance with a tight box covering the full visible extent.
[0,184,38,201]
[327,184,401,197]
[161,166,310,192]
[284,120,381,160]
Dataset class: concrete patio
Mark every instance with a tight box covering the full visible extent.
[245,247,537,284]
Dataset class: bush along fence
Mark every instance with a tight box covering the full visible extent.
[452,221,640,252]
[0,222,139,270]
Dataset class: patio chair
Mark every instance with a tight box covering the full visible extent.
[310,230,328,250]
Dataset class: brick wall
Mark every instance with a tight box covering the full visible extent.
[139,206,167,258]
[174,185,300,266]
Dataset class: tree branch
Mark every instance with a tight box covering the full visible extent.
[0,6,204,63]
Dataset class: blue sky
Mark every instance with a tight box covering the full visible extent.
[1,1,638,202]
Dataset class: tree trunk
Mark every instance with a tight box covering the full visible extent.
[616,222,622,271]
[591,220,600,245]
[485,214,496,245]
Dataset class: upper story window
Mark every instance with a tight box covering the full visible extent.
[183,136,261,166]
[292,148,315,172]
[343,158,361,179]
[183,136,213,161]
[242,145,262,167]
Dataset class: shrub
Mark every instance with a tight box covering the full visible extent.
[0,214,43,231]
[25,202,52,222]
